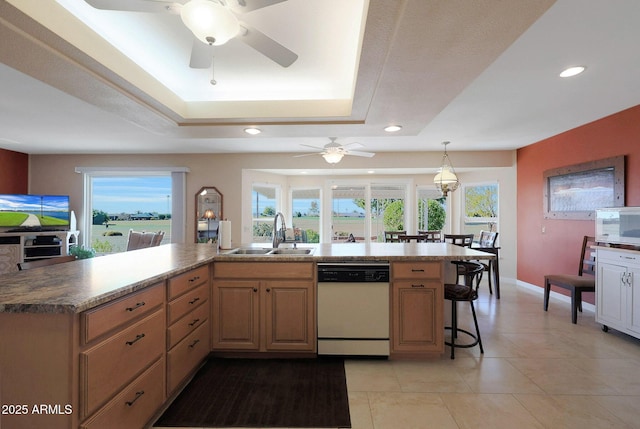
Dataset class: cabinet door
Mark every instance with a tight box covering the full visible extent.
[211,280,260,350]
[628,265,640,335]
[263,280,316,351]
[392,280,443,354]
[596,262,626,328]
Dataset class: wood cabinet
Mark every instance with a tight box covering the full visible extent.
[596,248,640,339]
[212,262,315,353]
[391,261,444,357]
[166,265,211,395]
[79,282,166,427]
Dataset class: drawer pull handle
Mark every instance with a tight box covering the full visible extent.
[411,269,425,272]
[189,339,200,348]
[411,284,425,288]
[125,391,144,407]
[125,333,145,346]
[188,318,200,327]
[125,302,146,312]
[189,297,201,305]
[189,276,201,283]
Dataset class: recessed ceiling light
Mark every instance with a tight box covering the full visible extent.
[244,127,261,135]
[384,125,402,132]
[367,170,375,174]
[559,66,586,78]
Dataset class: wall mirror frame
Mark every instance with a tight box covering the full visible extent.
[195,186,223,243]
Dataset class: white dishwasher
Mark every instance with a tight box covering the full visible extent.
[317,262,390,356]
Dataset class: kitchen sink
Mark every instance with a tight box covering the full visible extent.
[267,248,314,255]
[226,248,273,255]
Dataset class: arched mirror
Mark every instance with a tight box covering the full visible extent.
[195,187,223,243]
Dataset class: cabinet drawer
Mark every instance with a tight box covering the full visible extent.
[167,301,209,349]
[81,309,165,417]
[392,262,441,279]
[597,248,640,265]
[167,321,210,394]
[214,262,314,279]
[168,283,209,325]
[168,265,209,299]
[80,357,165,429]
[81,282,165,344]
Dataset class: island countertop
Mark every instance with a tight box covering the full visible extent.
[0,242,493,314]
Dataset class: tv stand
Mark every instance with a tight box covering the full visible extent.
[0,230,79,274]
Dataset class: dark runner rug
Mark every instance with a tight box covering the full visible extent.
[154,357,351,428]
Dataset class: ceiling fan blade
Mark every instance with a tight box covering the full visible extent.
[299,144,326,151]
[293,153,320,158]
[239,24,298,67]
[346,150,376,158]
[84,0,184,13]
[189,39,213,68]
[342,141,364,149]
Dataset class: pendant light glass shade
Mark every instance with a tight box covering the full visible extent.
[434,141,459,196]
[180,0,240,46]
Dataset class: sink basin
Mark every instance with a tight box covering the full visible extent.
[267,248,314,255]
[226,248,272,255]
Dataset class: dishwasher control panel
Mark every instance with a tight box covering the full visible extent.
[317,263,389,283]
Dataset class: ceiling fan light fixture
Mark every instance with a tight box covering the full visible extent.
[433,141,459,197]
[322,152,344,164]
[180,0,240,46]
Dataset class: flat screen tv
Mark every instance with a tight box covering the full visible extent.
[0,194,70,230]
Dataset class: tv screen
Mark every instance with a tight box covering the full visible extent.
[0,194,70,229]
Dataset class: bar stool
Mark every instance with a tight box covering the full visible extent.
[444,261,485,359]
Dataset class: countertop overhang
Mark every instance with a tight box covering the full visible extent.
[0,243,494,314]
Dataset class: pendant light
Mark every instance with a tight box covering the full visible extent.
[433,141,459,197]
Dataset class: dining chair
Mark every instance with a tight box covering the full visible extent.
[477,230,499,294]
[384,230,406,243]
[126,229,163,251]
[544,235,599,324]
[443,234,474,247]
[418,230,442,242]
[18,255,76,271]
[444,260,485,359]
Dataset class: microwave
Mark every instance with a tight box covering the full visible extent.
[596,207,640,246]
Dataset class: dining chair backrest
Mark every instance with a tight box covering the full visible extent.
[478,230,498,248]
[418,230,442,242]
[398,234,428,243]
[127,229,163,251]
[444,234,474,248]
[580,236,598,276]
[384,230,406,243]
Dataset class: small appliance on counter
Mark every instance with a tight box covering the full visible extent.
[596,207,640,247]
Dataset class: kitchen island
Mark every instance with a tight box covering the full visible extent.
[0,242,492,429]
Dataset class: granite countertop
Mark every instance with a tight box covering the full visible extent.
[0,242,494,314]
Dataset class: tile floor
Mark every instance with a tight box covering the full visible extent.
[347,281,640,429]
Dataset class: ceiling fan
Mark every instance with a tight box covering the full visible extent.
[294,138,376,164]
[83,0,298,68]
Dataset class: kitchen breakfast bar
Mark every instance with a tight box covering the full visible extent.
[0,242,492,429]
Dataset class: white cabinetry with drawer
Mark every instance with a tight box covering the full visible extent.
[596,247,640,339]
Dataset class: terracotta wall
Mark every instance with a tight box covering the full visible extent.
[0,148,28,193]
[517,104,640,300]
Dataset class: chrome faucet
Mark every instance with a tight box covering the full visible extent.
[272,212,286,248]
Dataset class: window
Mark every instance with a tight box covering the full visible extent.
[371,184,407,242]
[291,188,320,243]
[417,187,446,232]
[252,184,280,243]
[331,185,366,242]
[462,183,499,238]
[76,167,188,253]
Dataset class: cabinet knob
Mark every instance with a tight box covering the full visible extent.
[266,288,271,292]
[253,288,258,292]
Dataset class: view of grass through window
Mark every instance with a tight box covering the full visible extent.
[90,176,172,254]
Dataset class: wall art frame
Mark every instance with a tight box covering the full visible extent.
[543,155,625,220]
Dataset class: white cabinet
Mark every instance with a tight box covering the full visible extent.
[596,248,640,338]
[0,230,79,274]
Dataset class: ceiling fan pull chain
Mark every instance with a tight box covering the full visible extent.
[210,54,217,86]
